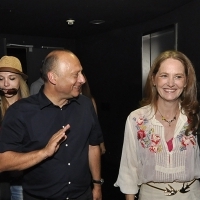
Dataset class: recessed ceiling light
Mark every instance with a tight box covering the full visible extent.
[66,19,75,25]
[90,20,105,25]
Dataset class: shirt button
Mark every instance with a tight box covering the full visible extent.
[68,163,70,165]
[68,182,71,184]
[66,144,68,147]
[66,198,69,200]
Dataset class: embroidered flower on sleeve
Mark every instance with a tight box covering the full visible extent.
[177,121,196,151]
[182,135,196,146]
[137,117,144,125]
[134,116,162,153]
[178,134,196,151]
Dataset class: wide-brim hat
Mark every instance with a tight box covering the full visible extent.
[0,56,28,80]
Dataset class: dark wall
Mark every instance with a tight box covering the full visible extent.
[77,28,142,165]
[139,0,200,79]
[0,33,76,49]
[0,34,76,86]
[0,38,6,57]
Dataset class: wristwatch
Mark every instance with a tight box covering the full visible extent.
[92,178,104,185]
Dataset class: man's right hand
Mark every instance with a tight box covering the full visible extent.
[0,124,70,172]
[42,124,70,158]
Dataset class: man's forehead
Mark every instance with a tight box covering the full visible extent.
[58,61,82,72]
[70,64,83,73]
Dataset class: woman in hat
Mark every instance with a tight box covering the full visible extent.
[0,55,29,200]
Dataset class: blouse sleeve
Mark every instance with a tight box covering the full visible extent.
[114,114,139,194]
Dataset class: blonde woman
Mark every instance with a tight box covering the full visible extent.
[0,56,29,200]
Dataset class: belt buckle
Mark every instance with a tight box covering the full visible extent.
[179,182,191,194]
[164,184,177,196]
[146,179,196,196]
[164,181,191,196]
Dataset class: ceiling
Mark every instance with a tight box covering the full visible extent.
[0,0,194,39]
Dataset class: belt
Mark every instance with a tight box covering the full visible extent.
[145,179,196,196]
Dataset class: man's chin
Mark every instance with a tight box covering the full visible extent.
[71,92,80,98]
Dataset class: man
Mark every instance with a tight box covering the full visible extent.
[30,63,44,95]
[0,50,104,200]
[30,76,44,95]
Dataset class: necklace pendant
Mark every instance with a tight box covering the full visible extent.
[158,109,178,126]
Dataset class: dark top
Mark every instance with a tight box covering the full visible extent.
[0,103,22,188]
[0,88,103,199]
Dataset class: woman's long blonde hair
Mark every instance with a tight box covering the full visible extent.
[0,76,29,119]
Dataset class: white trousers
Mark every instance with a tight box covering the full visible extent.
[139,180,200,200]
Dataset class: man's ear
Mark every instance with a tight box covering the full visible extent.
[47,71,57,85]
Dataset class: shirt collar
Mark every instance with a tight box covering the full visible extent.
[38,86,80,109]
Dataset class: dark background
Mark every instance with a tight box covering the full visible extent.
[1,1,200,199]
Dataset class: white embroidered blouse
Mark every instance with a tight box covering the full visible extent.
[114,105,200,194]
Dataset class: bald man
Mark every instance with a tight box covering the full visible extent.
[0,50,104,200]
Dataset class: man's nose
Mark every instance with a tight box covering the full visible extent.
[79,74,86,84]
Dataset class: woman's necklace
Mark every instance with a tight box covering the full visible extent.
[158,109,178,126]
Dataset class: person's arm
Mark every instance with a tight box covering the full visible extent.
[0,125,69,172]
[91,98,106,156]
[89,145,102,200]
[99,142,106,155]
[125,194,135,200]
[114,114,139,196]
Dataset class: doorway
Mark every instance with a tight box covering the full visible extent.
[141,24,178,94]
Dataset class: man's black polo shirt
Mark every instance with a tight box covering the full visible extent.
[0,90,103,199]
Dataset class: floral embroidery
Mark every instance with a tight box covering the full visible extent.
[134,116,162,153]
[137,129,146,140]
[177,122,196,151]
